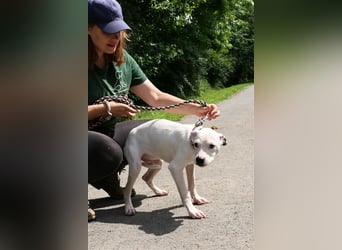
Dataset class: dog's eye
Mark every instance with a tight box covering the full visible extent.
[194,142,199,148]
[209,144,215,149]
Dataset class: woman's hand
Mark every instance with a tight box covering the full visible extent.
[197,103,220,120]
[109,102,140,118]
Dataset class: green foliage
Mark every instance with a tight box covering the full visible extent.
[228,0,254,84]
[121,0,254,97]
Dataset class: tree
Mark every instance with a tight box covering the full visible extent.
[121,0,254,97]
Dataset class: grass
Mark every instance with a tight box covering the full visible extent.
[133,82,253,121]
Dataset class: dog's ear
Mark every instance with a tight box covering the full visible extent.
[211,125,219,130]
[190,130,199,141]
[220,135,227,146]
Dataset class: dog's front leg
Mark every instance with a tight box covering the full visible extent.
[168,163,206,219]
[186,164,208,205]
[123,162,142,216]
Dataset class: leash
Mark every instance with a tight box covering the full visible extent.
[88,95,207,129]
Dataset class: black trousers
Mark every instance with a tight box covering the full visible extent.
[88,120,149,184]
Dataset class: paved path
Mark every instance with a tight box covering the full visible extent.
[88,85,254,250]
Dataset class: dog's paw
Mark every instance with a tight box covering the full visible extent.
[153,187,169,196]
[192,196,209,205]
[144,181,169,196]
[189,208,206,219]
[124,206,136,216]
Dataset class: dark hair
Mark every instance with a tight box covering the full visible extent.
[88,26,129,69]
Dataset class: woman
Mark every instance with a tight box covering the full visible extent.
[88,0,220,218]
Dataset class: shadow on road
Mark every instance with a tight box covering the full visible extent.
[89,195,190,235]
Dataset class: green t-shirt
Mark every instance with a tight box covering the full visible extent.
[88,51,147,136]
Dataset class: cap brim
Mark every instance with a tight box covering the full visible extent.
[98,19,131,34]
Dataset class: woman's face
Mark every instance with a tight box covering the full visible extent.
[88,25,121,55]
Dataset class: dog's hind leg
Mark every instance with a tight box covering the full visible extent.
[186,164,208,205]
[141,160,168,196]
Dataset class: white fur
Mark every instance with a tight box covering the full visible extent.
[123,119,227,219]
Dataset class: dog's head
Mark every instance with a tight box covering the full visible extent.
[189,127,227,167]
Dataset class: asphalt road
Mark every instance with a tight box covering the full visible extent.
[88,85,254,250]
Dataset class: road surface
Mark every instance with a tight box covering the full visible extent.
[88,85,254,250]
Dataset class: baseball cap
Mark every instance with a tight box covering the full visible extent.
[88,0,131,34]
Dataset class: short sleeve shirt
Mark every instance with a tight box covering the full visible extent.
[88,51,147,135]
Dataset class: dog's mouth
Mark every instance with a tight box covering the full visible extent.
[196,163,208,167]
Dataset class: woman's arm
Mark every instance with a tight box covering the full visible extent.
[88,102,140,121]
[88,103,107,121]
[130,80,220,120]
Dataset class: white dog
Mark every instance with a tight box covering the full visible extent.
[123,119,227,219]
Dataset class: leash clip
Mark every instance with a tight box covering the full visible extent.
[193,112,209,130]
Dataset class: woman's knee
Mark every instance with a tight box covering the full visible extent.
[88,131,123,181]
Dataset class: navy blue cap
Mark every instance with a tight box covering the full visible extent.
[88,0,131,34]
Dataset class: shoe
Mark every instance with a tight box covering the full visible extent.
[106,187,136,200]
[98,174,136,199]
[88,201,96,222]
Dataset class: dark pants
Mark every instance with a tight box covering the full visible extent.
[88,120,149,188]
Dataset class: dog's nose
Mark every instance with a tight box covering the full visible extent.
[196,157,205,166]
